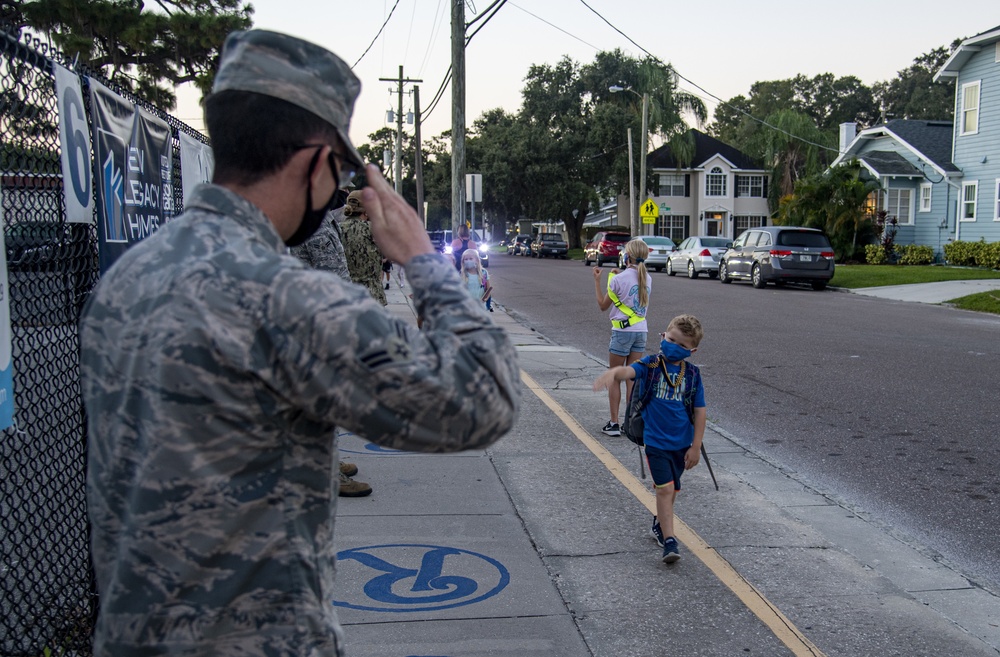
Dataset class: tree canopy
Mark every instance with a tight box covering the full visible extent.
[7,0,253,109]
[464,49,705,247]
[872,41,959,121]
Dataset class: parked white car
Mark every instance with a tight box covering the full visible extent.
[635,236,676,272]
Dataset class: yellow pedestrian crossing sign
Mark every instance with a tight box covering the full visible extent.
[640,198,659,224]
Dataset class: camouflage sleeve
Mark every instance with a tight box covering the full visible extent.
[265,253,520,452]
[289,218,350,281]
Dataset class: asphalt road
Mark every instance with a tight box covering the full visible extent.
[488,251,1000,594]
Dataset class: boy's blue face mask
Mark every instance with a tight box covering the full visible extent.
[660,340,691,362]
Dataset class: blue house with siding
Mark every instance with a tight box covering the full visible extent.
[935,24,1000,246]
[831,119,961,258]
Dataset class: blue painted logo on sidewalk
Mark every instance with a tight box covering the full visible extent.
[332,544,510,613]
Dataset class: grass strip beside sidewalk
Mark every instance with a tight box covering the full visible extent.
[832,264,1000,289]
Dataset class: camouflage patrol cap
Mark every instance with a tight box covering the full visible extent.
[212,29,364,170]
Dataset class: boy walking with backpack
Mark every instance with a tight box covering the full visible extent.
[593,314,706,564]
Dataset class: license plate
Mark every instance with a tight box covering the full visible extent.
[799,255,812,261]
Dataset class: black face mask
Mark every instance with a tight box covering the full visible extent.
[285,149,339,247]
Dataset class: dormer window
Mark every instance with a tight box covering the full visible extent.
[706,167,726,196]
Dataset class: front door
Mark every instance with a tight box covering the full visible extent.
[705,212,725,237]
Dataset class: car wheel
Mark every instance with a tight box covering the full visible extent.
[751,264,767,289]
[583,253,590,265]
[687,260,698,279]
[719,261,731,284]
[811,281,828,291]
[666,260,676,276]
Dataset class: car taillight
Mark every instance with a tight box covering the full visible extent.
[820,251,835,258]
[699,249,711,257]
[769,249,792,257]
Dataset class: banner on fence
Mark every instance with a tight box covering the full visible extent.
[89,79,174,272]
[53,63,94,224]
[179,131,214,205]
[0,189,14,431]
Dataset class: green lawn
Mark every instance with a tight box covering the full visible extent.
[832,265,1000,289]
[947,290,1000,314]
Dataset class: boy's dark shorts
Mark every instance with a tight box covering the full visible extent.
[645,445,688,490]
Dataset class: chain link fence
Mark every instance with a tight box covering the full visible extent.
[1,24,207,656]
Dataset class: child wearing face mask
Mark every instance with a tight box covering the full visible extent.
[592,314,706,565]
[460,250,492,311]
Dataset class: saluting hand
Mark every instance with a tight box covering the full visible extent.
[362,165,434,266]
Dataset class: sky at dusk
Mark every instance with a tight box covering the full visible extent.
[174,1,999,150]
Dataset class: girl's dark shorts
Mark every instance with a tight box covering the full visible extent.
[644,445,688,490]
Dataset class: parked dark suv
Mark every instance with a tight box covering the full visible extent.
[531,232,568,258]
[719,226,835,290]
[583,231,630,266]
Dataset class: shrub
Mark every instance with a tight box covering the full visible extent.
[865,244,887,265]
[895,244,934,265]
[976,241,1000,270]
[943,239,984,266]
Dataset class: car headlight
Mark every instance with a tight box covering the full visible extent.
[443,245,453,254]
[478,245,489,255]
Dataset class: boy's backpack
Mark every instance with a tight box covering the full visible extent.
[622,357,700,447]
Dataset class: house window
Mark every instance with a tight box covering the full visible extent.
[919,183,932,212]
[706,167,726,197]
[961,81,980,135]
[657,215,688,243]
[995,179,1000,221]
[736,175,764,197]
[961,181,978,221]
[658,173,685,197]
[734,215,767,233]
[886,188,913,225]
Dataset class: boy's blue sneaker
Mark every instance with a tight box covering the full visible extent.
[650,517,664,548]
[661,537,680,564]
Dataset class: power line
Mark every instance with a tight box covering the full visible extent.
[576,0,843,156]
[352,0,402,69]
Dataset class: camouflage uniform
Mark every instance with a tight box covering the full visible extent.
[289,210,350,281]
[80,184,520,656]
[341,215,387,305]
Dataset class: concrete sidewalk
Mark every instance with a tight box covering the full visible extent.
[332,273,1000,656]
[849,279,1000,304]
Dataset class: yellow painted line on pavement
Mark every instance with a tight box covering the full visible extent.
[520,370,827,657]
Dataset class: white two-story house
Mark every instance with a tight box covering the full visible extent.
[646,129,770,243]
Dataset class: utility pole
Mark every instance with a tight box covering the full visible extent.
[379,66,421,194]
[627,128,636,235]
[639,92,649,236]
[414,85,425,226]
[451,0,466,235]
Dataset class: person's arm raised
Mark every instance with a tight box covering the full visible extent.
[362,165,434,266]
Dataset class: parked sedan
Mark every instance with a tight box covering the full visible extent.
[719,226,835,290]
[507,234,532,255]
[583,231,630,266]
[666,236,732,278]
[532,232,569,258]
[635,236,675,272]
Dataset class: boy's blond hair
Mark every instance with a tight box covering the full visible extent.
[667,314,703,347]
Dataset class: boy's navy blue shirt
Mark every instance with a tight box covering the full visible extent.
[630,355,705,450]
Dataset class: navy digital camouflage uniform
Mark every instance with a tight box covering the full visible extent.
[80,183,520,656]
[340,214,387,305]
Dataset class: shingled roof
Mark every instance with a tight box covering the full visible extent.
[879,119,960,174]
[647,129,762,171]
